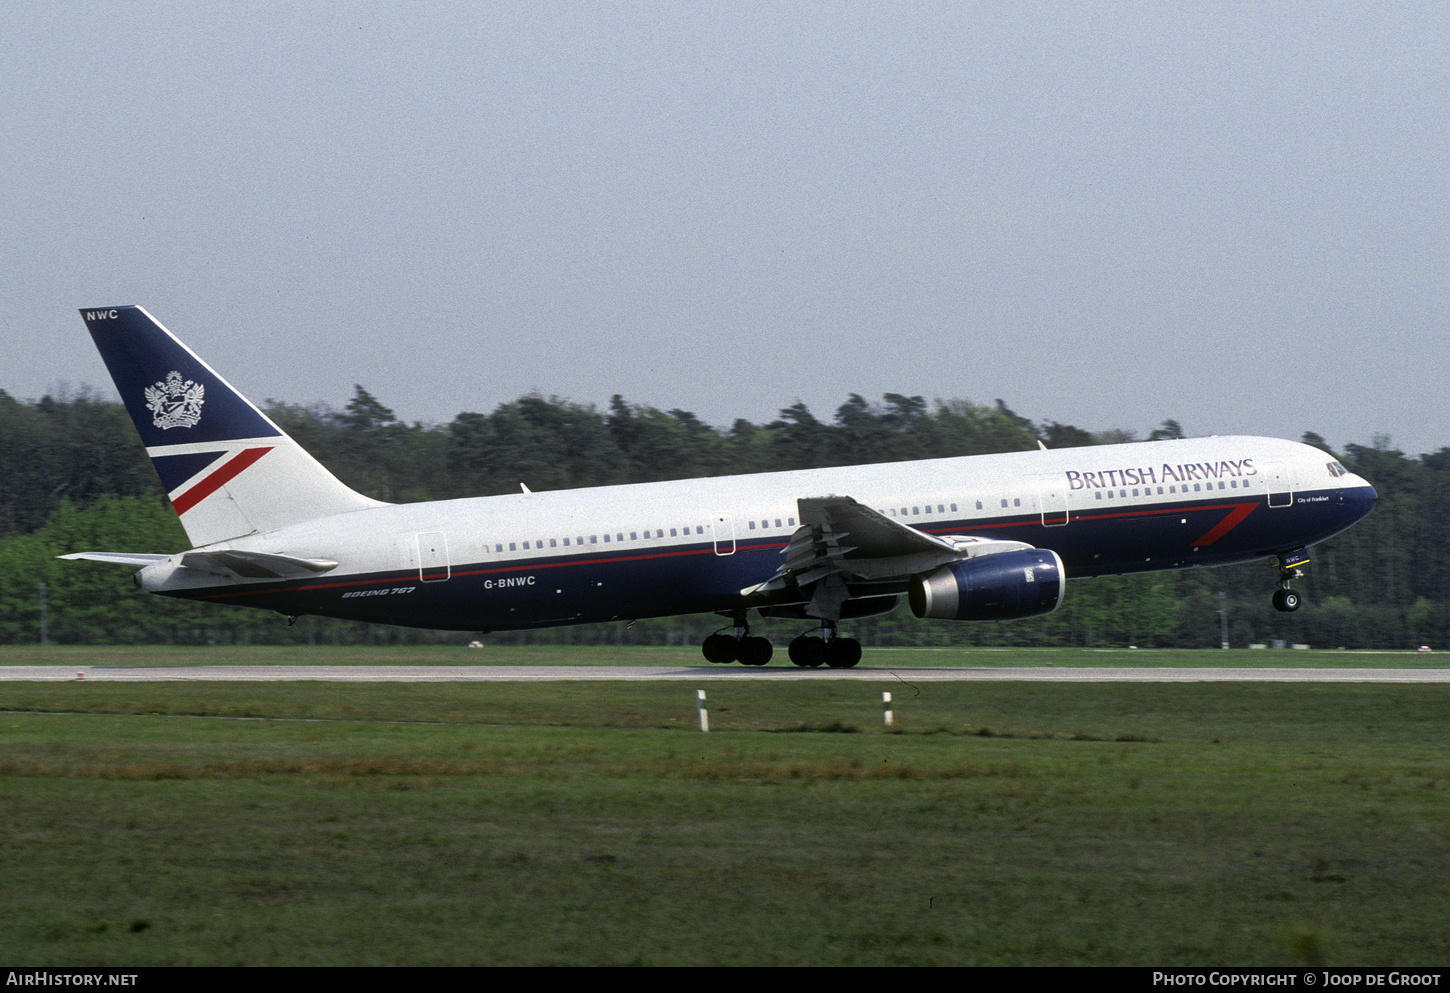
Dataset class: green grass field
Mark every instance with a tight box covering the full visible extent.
[1,646,1447,966]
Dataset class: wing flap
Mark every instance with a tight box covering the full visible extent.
[796,495,956,559]
[743,495,1037,602]
[786,496,975,581]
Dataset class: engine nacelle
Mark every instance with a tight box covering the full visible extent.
[908,549,1065,621]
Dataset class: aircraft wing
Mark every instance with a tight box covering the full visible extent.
[743,495,1034,615]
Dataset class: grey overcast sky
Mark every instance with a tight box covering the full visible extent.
[4,2,1446,456]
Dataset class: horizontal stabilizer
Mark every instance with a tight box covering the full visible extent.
[58,552,170,567]
[180,549,339,580]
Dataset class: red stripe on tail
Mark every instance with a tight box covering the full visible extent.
[171,447,273,515]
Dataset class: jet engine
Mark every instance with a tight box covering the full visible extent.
[908,549,1065,621]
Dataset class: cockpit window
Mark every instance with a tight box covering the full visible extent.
[1327,461,1348,478]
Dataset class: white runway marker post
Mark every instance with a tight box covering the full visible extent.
[883,691,893,726]
[697,689,708,732]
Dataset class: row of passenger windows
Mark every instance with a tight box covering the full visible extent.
[490,517,802,555]
[889,501,1029,515]
[494,527,697,554]
[486,478,1259,555]
[886,503,961,517]
[1093,478,1253,500]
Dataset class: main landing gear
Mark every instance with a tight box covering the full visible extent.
[702,629,773,665]
[786,624,862,669]
[701,614,861,668]
[1272,548,1309,612]
[702,611,773,665]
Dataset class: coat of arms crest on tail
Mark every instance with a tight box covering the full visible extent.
[145,371,205,429]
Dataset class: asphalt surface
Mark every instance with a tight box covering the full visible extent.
[3,665,1448,682]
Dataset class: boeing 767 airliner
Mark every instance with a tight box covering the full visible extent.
[64,306,1377,667]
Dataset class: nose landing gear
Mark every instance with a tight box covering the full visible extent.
[1272,549,1309,612]
[1272,587,1302,612]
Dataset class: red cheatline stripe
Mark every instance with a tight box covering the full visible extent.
[1191,502,1258,547]
[171,447,273,515]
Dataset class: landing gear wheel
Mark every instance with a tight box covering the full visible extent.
[702,613,774,665]
[702,633,738,664]
[788,635,827,667]
[1272,588,1302,613]
[738,636,773,666]
[1271,550,1307,615]
[824,638,862,669]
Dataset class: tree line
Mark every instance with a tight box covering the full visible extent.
[1,386,1445,649]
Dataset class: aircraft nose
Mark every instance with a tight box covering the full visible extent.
[1346,481,1377,521]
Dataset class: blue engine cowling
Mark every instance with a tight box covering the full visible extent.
[908,549,1065,621]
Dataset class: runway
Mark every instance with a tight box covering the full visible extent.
[3,665,1449,683]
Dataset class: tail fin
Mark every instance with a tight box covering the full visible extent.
[79,306,385,546]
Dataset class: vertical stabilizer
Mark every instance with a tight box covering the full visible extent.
[79,306,386,546]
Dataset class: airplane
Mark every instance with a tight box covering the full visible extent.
[63,306,1378,667]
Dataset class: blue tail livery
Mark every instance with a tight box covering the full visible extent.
[77,307,383,547]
